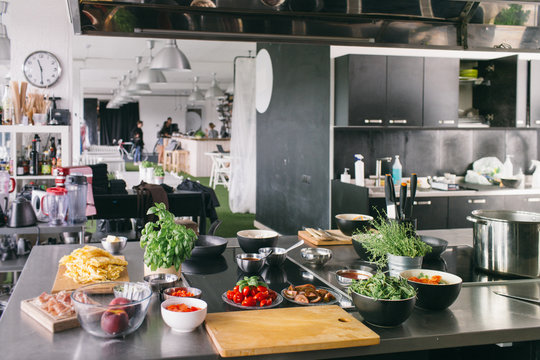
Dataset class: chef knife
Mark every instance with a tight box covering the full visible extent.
[385,174,397,220]
[399,182,407,221]
[406,173,417,219]
[493,291,540,305]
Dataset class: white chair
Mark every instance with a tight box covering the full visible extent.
[213,155,231,189]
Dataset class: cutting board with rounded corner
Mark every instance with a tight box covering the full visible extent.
[204,305,379,357]
[297,230,352,246]
[51,256,129,293]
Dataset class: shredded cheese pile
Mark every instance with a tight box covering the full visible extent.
[59,245,128,283]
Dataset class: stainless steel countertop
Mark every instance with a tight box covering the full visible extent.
[368,187,540,198]
[2,235,540,359]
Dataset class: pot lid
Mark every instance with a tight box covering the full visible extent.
[471,210,540,223]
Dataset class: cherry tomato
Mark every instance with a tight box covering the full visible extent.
[268,290,277,301]
[226,290,235,300]
[233,293,244,304]
[251,287,258,296]
[257,285,267,293]
[260,299,267,307]
[233,285,240,293]
[265,298,273,306]
[259,291,268,300]
[242,286,251,296]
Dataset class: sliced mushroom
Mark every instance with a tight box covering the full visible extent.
[323,292,335,302]
[310,295,322,303]
[316,289,329,296]
[294,294,309,303]
[305,290,318,300]
[283,290,297,299]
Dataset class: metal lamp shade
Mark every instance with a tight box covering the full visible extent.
[0,25,10,61]
[150,40,191,71]
[205,79,225,99]
[188,86,205,102]
[136,67,166,84]
[127,80,152,95]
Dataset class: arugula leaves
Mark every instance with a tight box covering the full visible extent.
[140,202,197,271]
[349,272,416,300]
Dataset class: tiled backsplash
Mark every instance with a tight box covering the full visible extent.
[334,128,539,179]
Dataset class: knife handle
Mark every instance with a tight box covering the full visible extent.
[399,182,407,221]
[408,173,417,218]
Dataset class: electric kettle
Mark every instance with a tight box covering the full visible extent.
[7,197,37,228]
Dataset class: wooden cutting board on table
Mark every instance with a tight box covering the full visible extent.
[205,305,379,357]
[20,298,79,333]
[51,256,129,293]
[298,229,352,246]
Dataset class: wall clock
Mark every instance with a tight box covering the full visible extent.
[22,51,62,88]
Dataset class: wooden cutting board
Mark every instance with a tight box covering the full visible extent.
[51,256,129,293]
[205,305,379,357]
[298,230,352,246]
[20,298,79,333]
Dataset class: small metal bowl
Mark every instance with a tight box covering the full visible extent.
[335,269,373,286]
[101,236,128,254]
[163,286,202,300]
[236,253,265,273]
[143,273,179,294]
[258,247,287,267]
[300,248,332,266]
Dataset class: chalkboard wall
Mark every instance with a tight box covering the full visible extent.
[334,128,539,179]
[256,43,331,234]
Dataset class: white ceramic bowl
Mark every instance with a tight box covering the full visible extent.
[161,298,207,332]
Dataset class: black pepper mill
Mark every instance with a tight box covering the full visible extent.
[30,136,39,176]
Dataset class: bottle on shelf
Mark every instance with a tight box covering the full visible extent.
[29,137,39,176]
[392,155,402,184]
[1,84,12,124]
[16,152,24,176]
[56,139,62,168]
[49,137,56,160]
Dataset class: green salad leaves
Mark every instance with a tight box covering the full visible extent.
[140,202,197,271]
[349,272,416,300]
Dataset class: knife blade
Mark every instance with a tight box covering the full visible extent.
[399,182,407,221]
[406,173,417,219]
[493,291,540,305]
[385,174,396,220]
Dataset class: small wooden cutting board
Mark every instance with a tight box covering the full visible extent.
[298,230,352,246]
[205,305,379,357]
[51,256,129,293]
[20,298,79,333]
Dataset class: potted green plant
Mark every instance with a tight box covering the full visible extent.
[139,161,155,183]
[140,202,197,276]
[357,215,431,276]
[153,165,165,184]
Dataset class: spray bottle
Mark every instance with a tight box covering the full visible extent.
[530,160,540,188]
[340,168,351,183]
[392,155,402,184]
[354,154,365,186]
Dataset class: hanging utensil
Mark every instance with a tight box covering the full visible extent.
[385,174,396,220]
[399,182,407,221]
[406,173,417,219]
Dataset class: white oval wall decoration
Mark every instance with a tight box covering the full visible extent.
[256,49,273,113]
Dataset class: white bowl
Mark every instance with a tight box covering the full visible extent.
[161,298,207,332]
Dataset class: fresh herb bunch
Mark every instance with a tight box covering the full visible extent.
[153,166,165,177]
[357,215,431,266]
[349,272,416,300]
[140,202,197,271]
[141,161,154,168]
[236,276,268,292]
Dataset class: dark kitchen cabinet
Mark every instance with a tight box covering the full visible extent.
[368,196,447,230]
[529,60,540,128]
[473,55,527,127]
[335,55,386,126]
[448,195,505,228]
[386,56,423,126]
[423,57,459,127]
[504,194,540,213]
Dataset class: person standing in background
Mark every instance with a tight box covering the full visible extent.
[157,117,173,164]
[207,122,219,139]
[132,120,144,165]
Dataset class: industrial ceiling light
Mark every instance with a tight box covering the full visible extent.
[137,40,166,84]
[187,76,204,103]
[127,58,152,95]
[150,39,191,71]
[204,72,224,99]
[0,2,10,61]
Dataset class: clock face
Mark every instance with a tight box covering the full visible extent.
[23,51,62,88]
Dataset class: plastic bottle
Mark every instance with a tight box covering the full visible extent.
[530,161,540,188]
[516,168,525,189]
[354,154,365,186]
[392,155,402,184]
[340,168,351,183]
[502,155,514,178]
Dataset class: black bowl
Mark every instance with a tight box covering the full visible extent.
[237,230,279,253]
[351,235,370,260]
[500,177,521,189]
[190,235,228,258]
[419,236,448,259]
[400,269,462,311]
[335,214,373,236]
[350,290,416,327]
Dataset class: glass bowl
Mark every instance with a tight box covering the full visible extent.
[71,281,152,338]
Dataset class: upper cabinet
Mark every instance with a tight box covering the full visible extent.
[529,60,540,128]
[386,56,423,126]
[473,55,527,128]
[424,57,459,127]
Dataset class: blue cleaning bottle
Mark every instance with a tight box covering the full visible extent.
[392,155,402,184]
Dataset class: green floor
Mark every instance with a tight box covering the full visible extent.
[125,164,256,238]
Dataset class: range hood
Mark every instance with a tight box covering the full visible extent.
[68,0,540,50]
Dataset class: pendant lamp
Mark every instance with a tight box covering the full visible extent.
[187,76,204,103]
[150,39,191,71]
[0,2,10,61]
[205,72,225,99]
[137,40,166,84]
[127,58,152,95]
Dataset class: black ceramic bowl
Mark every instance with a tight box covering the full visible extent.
[350,290,416,327]
[351,234,370,260]
[500,177,521,189]
[419,236,448,259]
[237,230,279,253]
[400,269,462,311]
[190,235,228,258]
[335,214,373,236]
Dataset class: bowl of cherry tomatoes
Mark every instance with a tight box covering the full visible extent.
[223,276,282,309]
[400,269,462,310]
[161,298,207,332]
[163,286,202,300]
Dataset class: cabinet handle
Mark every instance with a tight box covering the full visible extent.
[413,200,431,206]
[389,119,407,124]
[364,119,383,124]
[527,198,540,202]
[468,199,486,204]
[517,120,524,125]
[438,120,455,125]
